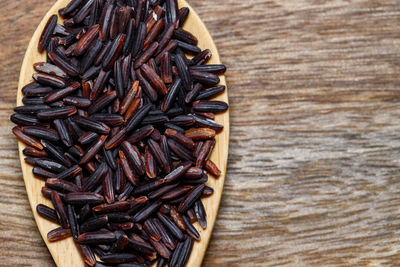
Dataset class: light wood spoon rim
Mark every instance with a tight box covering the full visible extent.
[17,0,229,266]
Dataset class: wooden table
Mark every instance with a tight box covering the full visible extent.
[1,0,400,266]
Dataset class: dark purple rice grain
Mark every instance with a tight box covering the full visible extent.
[141,115,168,125]
[102,147,117,170]
[114,58,125,99]
[132,201,161,222]
[78,131,98,146]
[182,174,208,185]
[143,218,162,241]
[126,103,152,132]
[80,215,109,233]
[24,157,39,166]
[34,167,57,179]
[106,213,131,223]
[169,206,186,231]
[34,62,69,79]
[144,18,165,50]
[192,114,223,132]
[160,186,192,201]
[39,15,58,52]
[80,39,103,74]
[82,65,101,81]
[54,119,73,147]
[122,19,136,55]
[102,33,126,71]
[183,167,203,179]
[77,204,91,224]
[136,69,158,102]
[118,6,132,34]
[53,24,70,36]
[45,82,80,103]
[134,42,159,69]
[186,208,197,224]
[81,161,108,191]
[135,0,146,28]
[90,69,111,99]
[176,40,201,55]
[60,0,84,17]
[41,140,71,167]
[189,70,220,85]
[36,158,67,173]
[103,170,115,204]
[48,51,79,76]
[165,0,178,24]
[160,52,173,84]
[146,5,164,32]
[131,22,147,58]
[167,139,194,162]
[127,237,155,255]
[105,127,126,150]
[73,0,94,24]
[75,24,100,56]
[182,215,200,241]
[65,192,104,205]
[184,82,202,104]
[121,55,132,88]
[101,253,138,264]
[173,28,197,45]
[109,7,119,40]
[73,116,111,134]
[190,48,212,66]
[63,96,92,108]
[147,138,170,173]
[176,237,193,267]
[21,126,59,142]
[47,227,72,242]
[119,149,139,185]
[51,191,70,229]
[178,184,205,213]
[36,204,59,223]
[169,240,184,267]
[122,141,145,176]
[77,230,116,244]
[78,244,97,267]
[150,238,171,259]
[131,180,165,197]
[23,146,48,157]
[194,200,207,229]
[24,86,53,97]
[67,204,80,240]
[46,178,80,193]
[161,78,181,113]
[150,128,162,141]
[156,212,184,241]
[154,39,178,63]
[168,115,194,128]
[88,90,117,114]
[22,96,45,105]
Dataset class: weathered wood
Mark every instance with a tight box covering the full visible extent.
[2,0,400,266]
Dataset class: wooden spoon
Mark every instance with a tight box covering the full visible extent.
[16,0,229,266]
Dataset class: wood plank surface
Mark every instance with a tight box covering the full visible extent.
[1,0,400,266]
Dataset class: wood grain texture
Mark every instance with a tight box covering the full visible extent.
[2,0,400,266]
[15,0,228,266]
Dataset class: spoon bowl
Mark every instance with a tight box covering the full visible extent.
[17,0,229,266]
